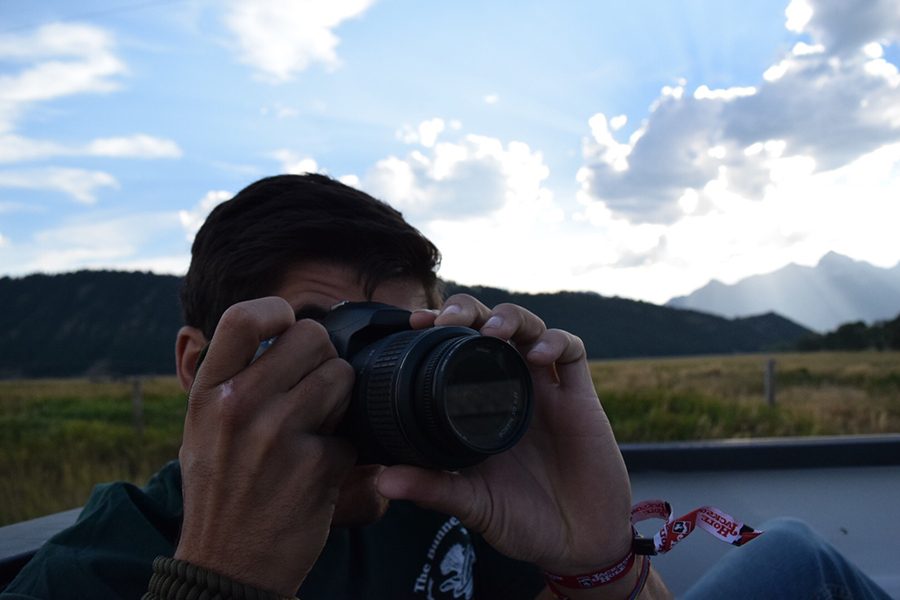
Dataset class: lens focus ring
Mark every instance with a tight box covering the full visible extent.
[358,330,430,466]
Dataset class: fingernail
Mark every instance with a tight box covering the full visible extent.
[441,304,462,316]
[484,315,504,329]
[529,341,551,356]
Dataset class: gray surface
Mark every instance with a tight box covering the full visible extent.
[0,508,80,560]
[631,466,900,598]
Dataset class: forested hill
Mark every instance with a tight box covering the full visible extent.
[0,271,183,378]
[443,283,811,359]
[0,271,812,378]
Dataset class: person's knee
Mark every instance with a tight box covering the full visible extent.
[742,517,828,570]
[758,516,818,546]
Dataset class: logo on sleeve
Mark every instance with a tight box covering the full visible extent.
[412,517,476,599]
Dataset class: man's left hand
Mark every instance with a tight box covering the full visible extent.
[376,294,634,575]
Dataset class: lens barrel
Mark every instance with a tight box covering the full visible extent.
[345,326,533,469]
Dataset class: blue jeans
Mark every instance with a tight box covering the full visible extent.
[683,518,892,599]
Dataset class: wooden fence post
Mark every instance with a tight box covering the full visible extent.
[764,358,776,407]
[132,377,145,436]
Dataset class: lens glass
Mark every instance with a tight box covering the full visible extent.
[441,337,529,451]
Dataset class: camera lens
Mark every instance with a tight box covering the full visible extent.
[346,327,533,470]
[423,336,530,452]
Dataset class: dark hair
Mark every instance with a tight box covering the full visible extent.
[181,173,442,339]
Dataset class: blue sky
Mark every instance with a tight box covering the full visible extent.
[1,0,899,304]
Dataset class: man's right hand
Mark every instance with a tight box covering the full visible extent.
[174,297,357,597]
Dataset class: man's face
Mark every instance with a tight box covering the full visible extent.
[273,261,431,527]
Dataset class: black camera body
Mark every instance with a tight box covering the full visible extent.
[321,302,534,470]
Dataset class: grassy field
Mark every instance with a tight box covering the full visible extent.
[593,352,900,440]
[1,351,898,526]
[0,377,186,526]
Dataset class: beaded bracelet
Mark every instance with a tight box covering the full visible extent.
[143,556,297,600]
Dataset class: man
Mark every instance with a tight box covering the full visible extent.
[4,175,889,599]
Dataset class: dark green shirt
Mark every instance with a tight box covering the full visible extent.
[3,462,544,599]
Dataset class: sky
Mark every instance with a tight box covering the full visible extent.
[1,0,899,305]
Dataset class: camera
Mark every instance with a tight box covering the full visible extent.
[320,301,534,470]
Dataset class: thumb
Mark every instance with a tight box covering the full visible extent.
[376,466,483,526]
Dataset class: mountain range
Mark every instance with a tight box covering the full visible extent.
[0,270,811,379]
[666,252,900,332]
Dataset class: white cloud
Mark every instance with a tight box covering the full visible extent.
[0,134,182,163]
[85,135,182,158]
[693,85,757,101]
[272,149,322,175]
[585,113,634,173]
[338,174,361,188]
[609,114,628,131]
[0,212,184,276]
[224,0,375,83]
[579,1,900,225]
[396,118,446,148]
[0,168,118,204]
[785,0,814,33]
[484,93,499,104]
[863,42,884,59]
[0,23,125,133]
[179,190,234,241]
[366,120,556,224]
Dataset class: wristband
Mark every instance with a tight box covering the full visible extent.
[542,499,762,599]
[544,554,650,600]
[544,546,636,589]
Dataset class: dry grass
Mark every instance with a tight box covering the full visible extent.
[591,352,900,441]
[0,377,186,525]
